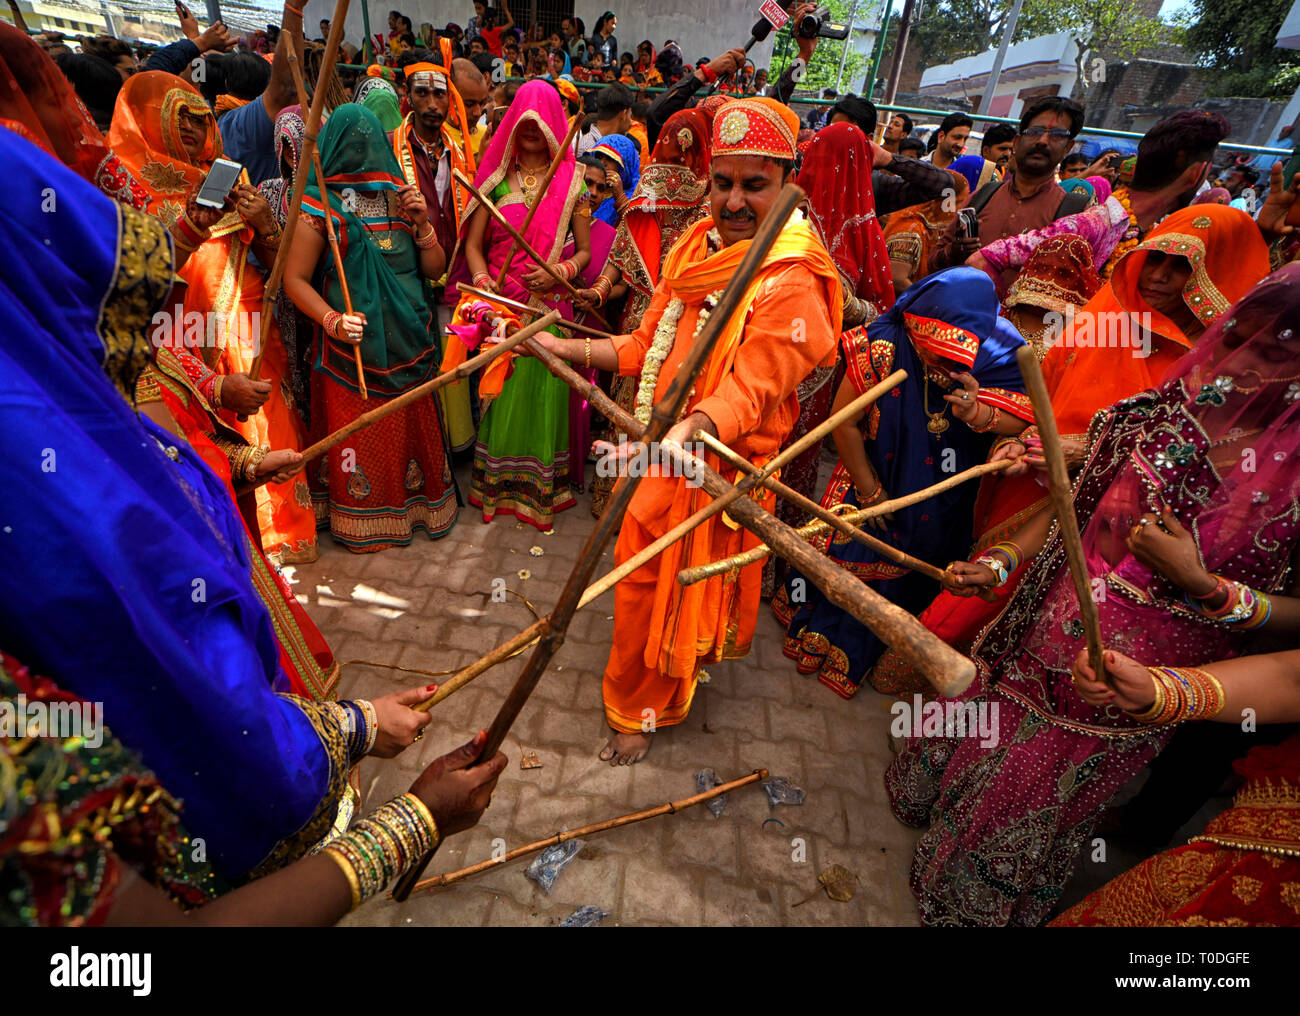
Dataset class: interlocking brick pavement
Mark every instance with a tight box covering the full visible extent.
[288,461,922,926]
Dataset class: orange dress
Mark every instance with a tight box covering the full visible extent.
[602,216,842,733]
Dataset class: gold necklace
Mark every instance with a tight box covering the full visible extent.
[923,374,949,434]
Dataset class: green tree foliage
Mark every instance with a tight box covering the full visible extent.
[1180,0,1300,98]
[767,0,867,93]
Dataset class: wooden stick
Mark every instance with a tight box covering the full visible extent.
[391,184,810,902]
[493,113,583,290]
[1015,346,1105,681]
[413,364,906,713]
[247,0,350,382]
[262,311,559,483]
[689,429,974,591]
[284,41,367,400]
[453,167,584,300]
[402,769,768,896]
[459,283,613,339]
[679,459,1014,582]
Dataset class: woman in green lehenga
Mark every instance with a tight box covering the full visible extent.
[458,79,591,531]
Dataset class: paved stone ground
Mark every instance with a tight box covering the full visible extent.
[286,457,924,927]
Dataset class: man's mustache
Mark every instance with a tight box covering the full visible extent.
[720,207,756,222]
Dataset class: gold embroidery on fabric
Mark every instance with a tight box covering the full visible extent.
[99,204,174,400]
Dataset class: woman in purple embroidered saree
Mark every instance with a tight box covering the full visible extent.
[886,265,1300,925]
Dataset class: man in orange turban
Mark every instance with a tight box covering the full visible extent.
[536,98,844,764]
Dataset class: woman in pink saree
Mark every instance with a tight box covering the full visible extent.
[886,265,1300,925]
[456,79,592,529]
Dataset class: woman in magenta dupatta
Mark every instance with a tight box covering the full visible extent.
[886,266,1300,925]
[457,79,592,529]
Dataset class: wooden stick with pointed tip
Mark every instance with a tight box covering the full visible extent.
[247,0,350,383]
[401,769,768,896]
[493,112,583,290]
[453,167,584,300]
[1015,346,1105,682]
[677,459,1014,582]
[390,184,809,902]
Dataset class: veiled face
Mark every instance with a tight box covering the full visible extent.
[1136,251,1194,320]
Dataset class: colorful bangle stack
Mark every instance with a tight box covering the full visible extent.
[556,259,579,282]
[322,310,344,339]
[243,444,269,482]
[1186,575,1272,630]
[970,404,1001,433]
[211,374,225,410]
[330,700,378,763]
[859,484,887,507]
[321,793,440,911]
[171,211,211,253]
[973,541,1023,586]
[591,275,613,306]
[414,225,439,250]
[472,272,493,289]
[1127,665,1227,725]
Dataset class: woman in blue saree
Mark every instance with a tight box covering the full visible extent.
[0,127,357,881]
[590,133,640,227]
[774,267,1033,699]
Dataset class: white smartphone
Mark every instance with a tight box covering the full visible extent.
[195,157,243,209]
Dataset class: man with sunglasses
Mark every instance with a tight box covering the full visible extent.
[930,96,1085,282]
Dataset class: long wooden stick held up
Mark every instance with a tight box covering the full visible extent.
[253,311,560,486]
[493,112,583,290]
[1015,346,1105,682]
[411,366,906,713]
[248,0,351,382]
[402,769,768,896]
[284,38,367,400]
[452,167,585,301]
[391,184,810,902]
[678,459,1014,582]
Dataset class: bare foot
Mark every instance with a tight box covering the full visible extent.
[598,728,652,766]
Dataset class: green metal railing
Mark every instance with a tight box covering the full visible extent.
[334,67,1292,157]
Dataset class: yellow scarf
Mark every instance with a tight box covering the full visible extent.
[660,212,844,401]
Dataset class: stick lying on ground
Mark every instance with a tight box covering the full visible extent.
[389,183,811,903]
[1015,346,1105,682]
[248,1,350,382]
[493,112,583,290]
[411,367,906,713]
[251,312,560,487]
[459,283,613,339]
[678,459,1014,583]
[453,167,585,301]
[401,769,768,896]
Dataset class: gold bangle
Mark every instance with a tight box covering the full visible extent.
[1127,669,1167,724]
[584,337,591,369]
[399,792,441,851]
[212,374,225,409]
[321,845,362,911]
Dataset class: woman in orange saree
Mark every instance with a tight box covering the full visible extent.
[881,169,968,294]
[871,204,1270,696]
[108,71,318,565]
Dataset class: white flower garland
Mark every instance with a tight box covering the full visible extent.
[633,289,724,426]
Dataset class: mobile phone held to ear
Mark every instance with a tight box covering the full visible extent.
[195,157,243,209]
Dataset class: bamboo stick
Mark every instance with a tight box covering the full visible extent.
[259,311,559,484]
[453,167,585,300]
[391,184,811,903]
[459,283,614,339]
[402,769,768,896]
[493,112,583,290]
[413,364,905,713]
[283,41,367,400]
[247,0,350,382]
[688,428,970,591]
[1015,346,1105,681]
[678,459,1014,582]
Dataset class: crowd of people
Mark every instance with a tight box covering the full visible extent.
[2,0,1299,928]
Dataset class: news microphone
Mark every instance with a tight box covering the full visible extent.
[701,17,773,96]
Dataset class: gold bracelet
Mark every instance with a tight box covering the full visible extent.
[1126,669,1167,724]
[244,444,269,482]
[584,337,591,368]
[321,844,362,911]
[212,374,225,409]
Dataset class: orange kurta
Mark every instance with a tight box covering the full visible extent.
[602,215,842,733]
